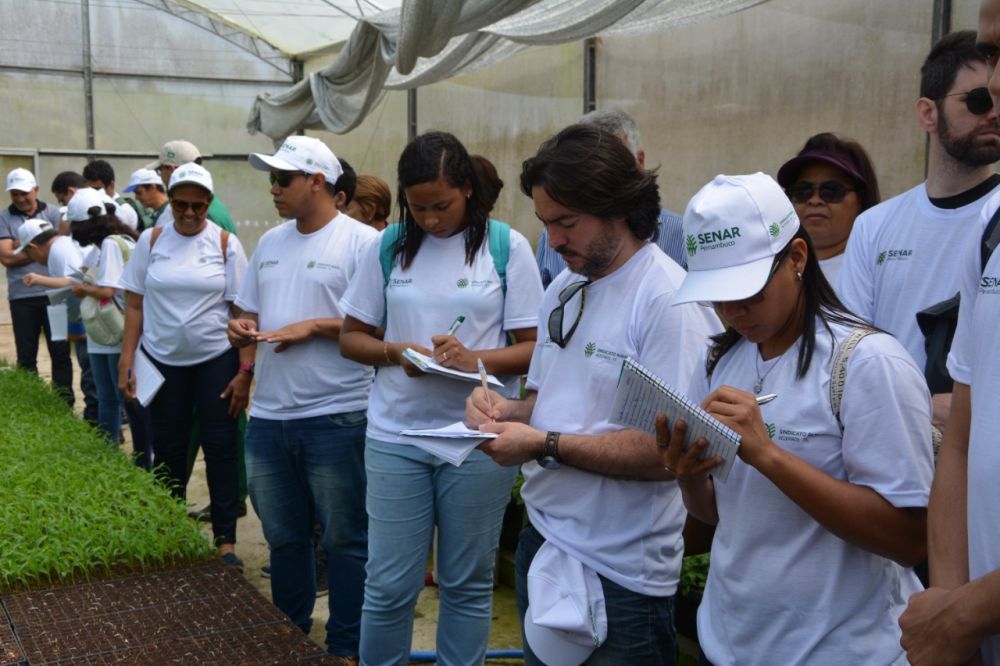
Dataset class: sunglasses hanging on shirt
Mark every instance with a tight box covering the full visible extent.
[547,280,589,348]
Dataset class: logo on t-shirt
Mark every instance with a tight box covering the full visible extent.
[980,275,1000,295]
[456,278,469,288]
[876,249,912,266]
[768,422,811,442]
[765,422,776,438]
[584,342,596,357]
[389,277,412,287]
[259,259,279,270]
[583,341,627,362]
[307,260,316,269]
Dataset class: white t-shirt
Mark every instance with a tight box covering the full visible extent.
[818,251,844,287]
[691,319,933,666]
[837,181,1000,373]
[235,215,378,420]
[340,225,542,444]
[120,222,246,366]
[947,192,1000,666]
[86,235,134,355]
[47,236,83,279]
[520,244,722,598]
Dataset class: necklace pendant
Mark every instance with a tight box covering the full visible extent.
[754,379,763,394]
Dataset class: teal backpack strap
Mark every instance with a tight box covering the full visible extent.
[380,223,405,287]
[486,219,511,294]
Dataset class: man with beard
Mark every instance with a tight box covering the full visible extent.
[838,30,1000,428]
[464,124,720,664]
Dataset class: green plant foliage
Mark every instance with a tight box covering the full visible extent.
[679,553,710,596]
[0,365,213,592]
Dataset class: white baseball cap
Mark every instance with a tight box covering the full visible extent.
[66,187,110,222]
[123,168,164,193]
[167,162,214,194]
[13,218,54,254]
[674,173,800,305]
[523,543,607,666]
[6,168,37,193]
[248,135,343,184]
[145,140,202,170]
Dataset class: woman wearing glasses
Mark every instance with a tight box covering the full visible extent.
[660,174,934,665]
[776,132,880,285]
[339,132,542,665]
[118,163,250,568]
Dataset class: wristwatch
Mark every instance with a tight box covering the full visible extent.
[238,361,255,376]
[537,431,561,470]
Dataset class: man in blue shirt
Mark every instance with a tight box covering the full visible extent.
[535,109,686,286]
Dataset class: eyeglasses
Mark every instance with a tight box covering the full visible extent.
[716,247,789,308]
[938,86,994,116]
[547,280,589,348]
[170,199,209,215]
[269,171,305,188]
[786,181,856,204]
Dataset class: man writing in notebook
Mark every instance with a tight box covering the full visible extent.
[465,124,720,664]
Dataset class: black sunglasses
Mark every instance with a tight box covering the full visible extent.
[170,199,208,215]
[547,280,589,348]
[269,170,306,188]
[938,86,994,116]
[786,181,857,204]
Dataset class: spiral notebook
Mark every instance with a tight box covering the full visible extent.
[610,358,740,482]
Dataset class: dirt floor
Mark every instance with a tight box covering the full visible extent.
[0,321,523,662]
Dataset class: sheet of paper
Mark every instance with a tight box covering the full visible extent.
[402,348,505,387]
[610,358,741,483]
[46,304,68,341]
[133,348,165,408]
[400,421,498,466]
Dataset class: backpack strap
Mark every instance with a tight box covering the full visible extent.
[830,327,878,431]
[109,234,132,264]
[981,202,1000,273]
[379,223,405,286]
[486,219,511,295]
[220,230,229,265]
[149,226,164,251]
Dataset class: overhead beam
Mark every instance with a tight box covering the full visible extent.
[133,0,294,79]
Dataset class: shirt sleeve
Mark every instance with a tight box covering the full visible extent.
[948,198,998,384]
[637,295,722,396]
[96,238,127,288]
[534,229,552,288]
[657,210,688,269]
[47,242,74,278]
[836,212,876,323]
[119,229,152,295]
[503,230,543,331]
[840,335,934,507]
[224,234,248,302]
[0,213,14,240]
[340,231,388,327]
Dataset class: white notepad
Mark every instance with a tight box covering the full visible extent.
[402,348,504,387]
[400,421,497,466]
[133,348,165,408]
[610,358,740,482]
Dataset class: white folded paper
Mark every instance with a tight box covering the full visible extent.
[133,348,165,407]
[402,348,504,387]
[400,421,498,466]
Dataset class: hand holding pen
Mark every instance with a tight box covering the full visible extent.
[432,315,476,371]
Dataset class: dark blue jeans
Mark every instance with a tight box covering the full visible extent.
[245,411,368,657]
[516,524,677,665]
[10,295,73,407]
[148,347,240,545]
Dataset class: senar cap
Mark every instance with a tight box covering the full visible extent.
[674,173,799,305]
[248,135,343,184]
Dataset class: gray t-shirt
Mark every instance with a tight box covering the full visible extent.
[0,201,63,300]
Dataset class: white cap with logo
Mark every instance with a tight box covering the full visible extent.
[523,543,607,666]
[168,162,214,194]
[123,168,165,193]
[13,218,54,254]
[674,172,800,305]
[248,136,343,184]
[66,187,112,223]
[145,140,202,170]
[6,168,37,193]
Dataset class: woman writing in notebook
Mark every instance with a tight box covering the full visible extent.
[339,132,542,665]
[660,173,934,665]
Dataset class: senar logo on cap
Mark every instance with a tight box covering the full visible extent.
[248,135,343,185]
[673,173,800,305]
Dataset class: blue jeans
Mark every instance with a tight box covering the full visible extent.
[516,525,677,666]
[361,438,518,666]
[245,411,368,657]
[89,351,123,445]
